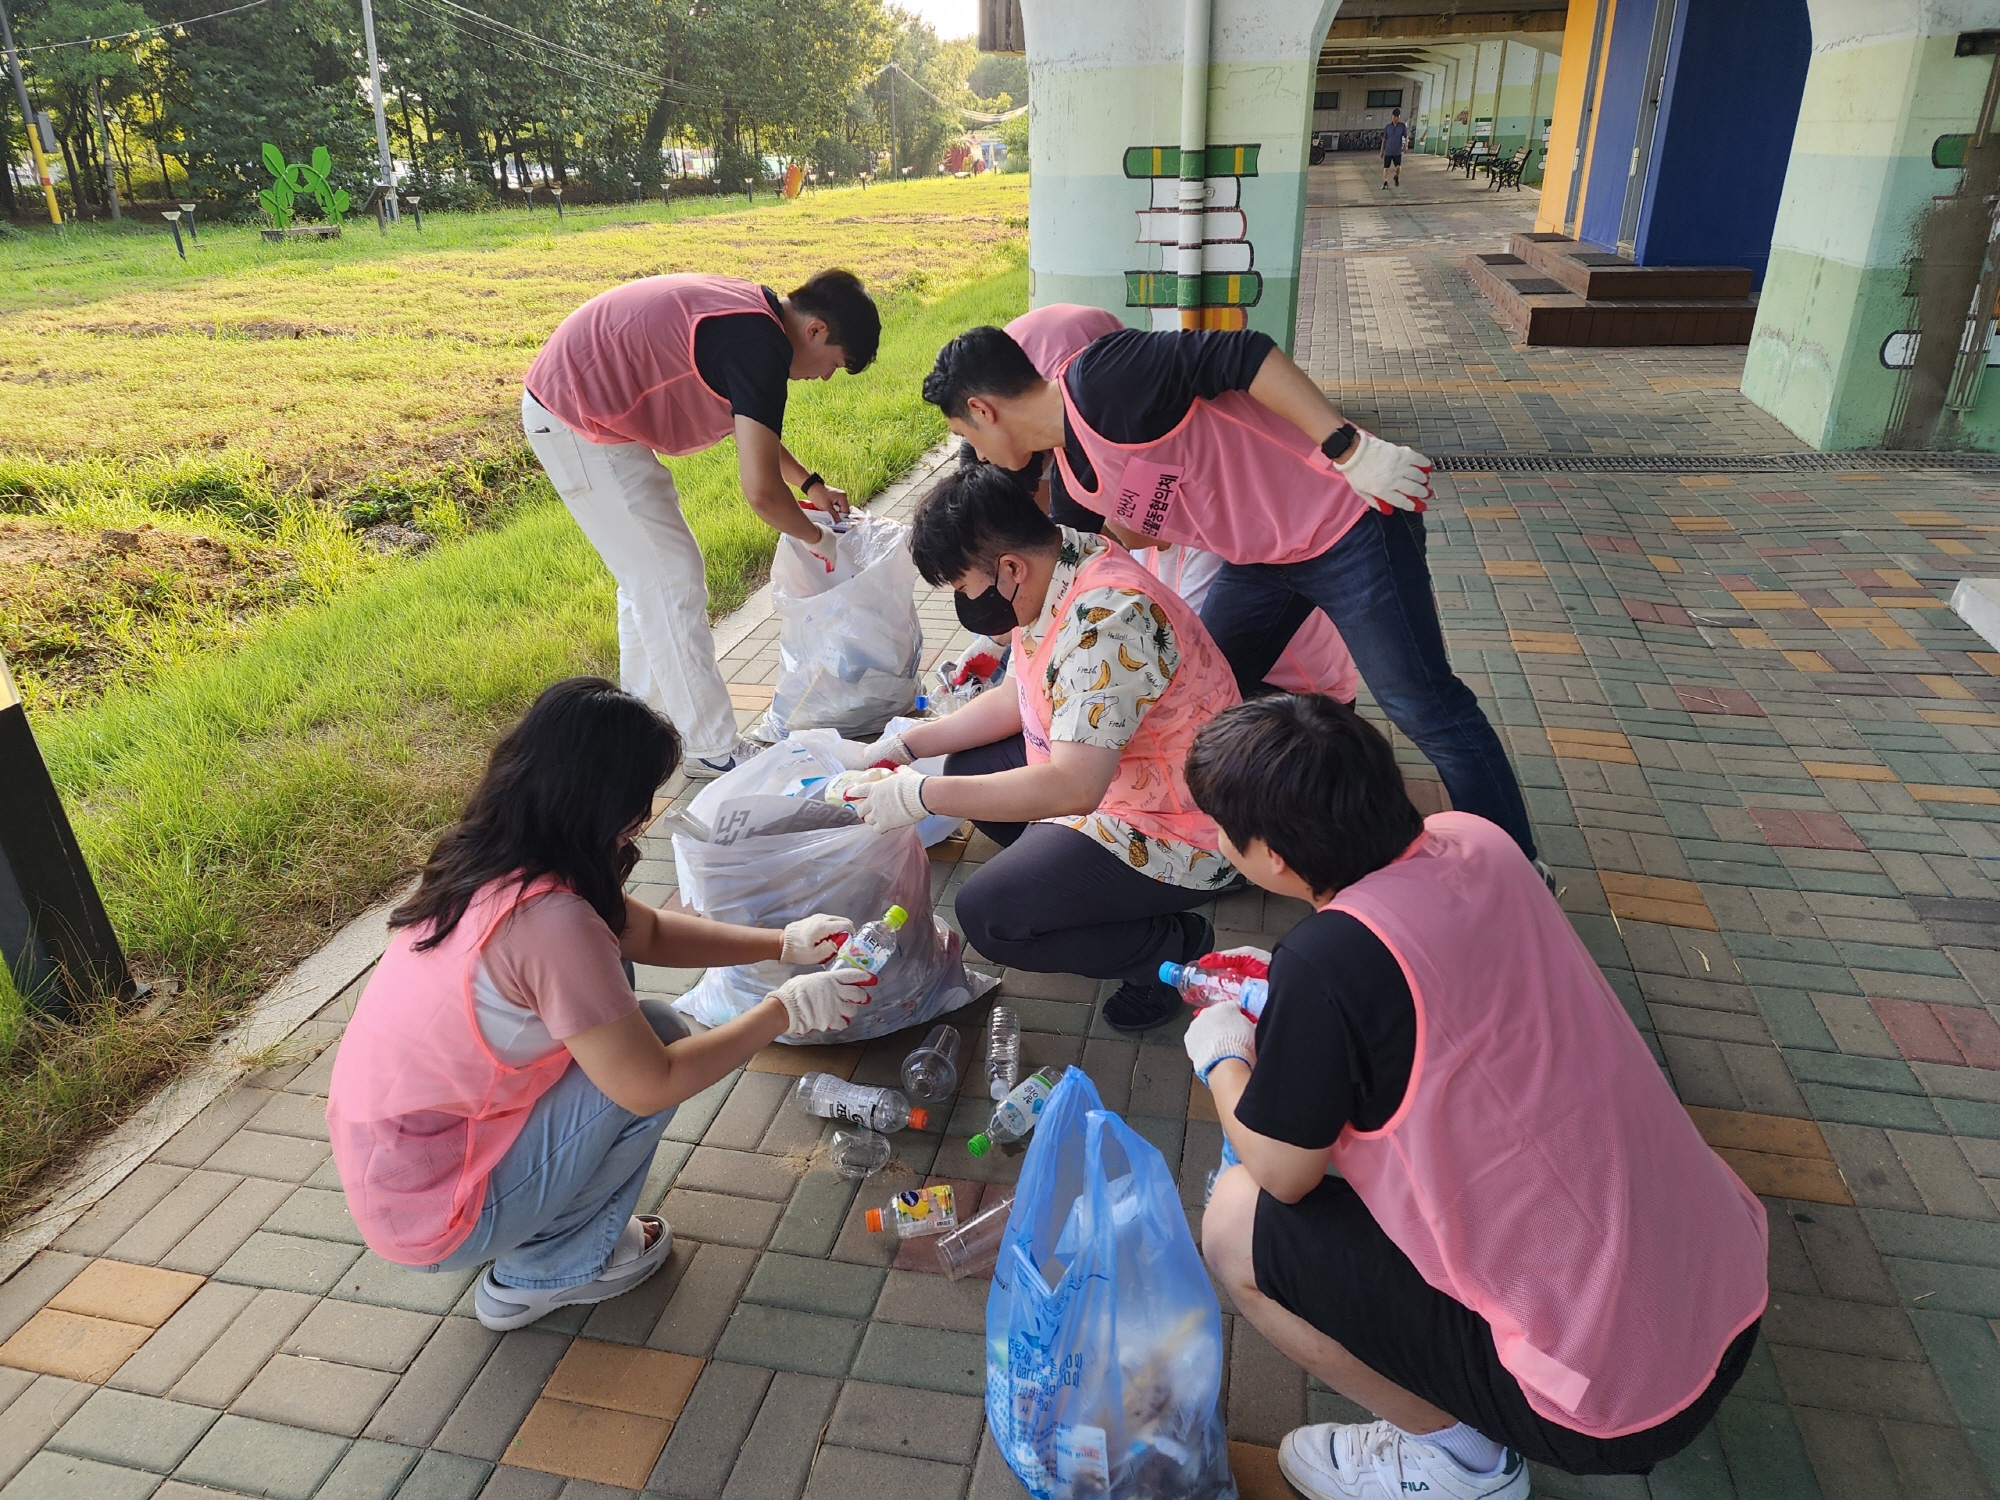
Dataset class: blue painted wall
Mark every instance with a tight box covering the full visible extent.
[1577,0,1661,250]
[1633,0,1810,285]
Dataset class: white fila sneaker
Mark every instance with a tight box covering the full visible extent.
[1277,1421,1530,1500]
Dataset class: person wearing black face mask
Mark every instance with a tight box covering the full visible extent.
[835,464,1244,1033]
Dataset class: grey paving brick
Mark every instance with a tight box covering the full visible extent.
[328,1252,480,1315]
[1818,1123,1924,1212]
[169,1288,315,1409]
[675,1149,804,1204]
[636,1141,694,1217]
[755,1098,828,1159]
[1764,1293,1926,1362]
[661,1073,739,1147]
[1889,1132,2000,1222]
[50,1166,190,1257]
[714,1303,862,1378]
[655,1191,782,1249]
[315,1439,418,1500]
[393,1449,492,1500]
[801,1444,964,1500]
[1878,1416,1997,1497]
[229,1352,397,1436]
[200,1131,330,1184]
[1788,1203,1901,1304]
[825,1381,982,1465]
[478,1468,563,1500]
[645,1360,772,1500]
[0,1254,89,1344]
[173,1414,349,1500]
[579,1238,695,1347]
[432,1327,571,1461]
[152,1089,276,1170]
[155,1178,295,1276]
[102,1169,242,1266]
[1711,1396,1825,1500]
[0,1377,94,1488]
[766,1171,859,1260]
[848,1321,983,1397]
[281,1300,438,1373]
[718,1371,838,1500]
[1226,1318,1307,1447]
[285,1040,340,1099]
[1909,1308,2000,1431]
[246,1092,330,1141]
[108,1279,260,1398]
[1769,1343,1959,1425]
[364,1316,500,1447]
[261,1187,363,1244]
[647,1244,757,1358]
[213,1230,361,1294]
[701,1073,791,1152]
[47,1387,219,1472]
[742,1255,883,1322]
[870,1269,988,1336]
[0,1366,34,1417]
[0,1451,164,1500]
[966,1431,1032,1500]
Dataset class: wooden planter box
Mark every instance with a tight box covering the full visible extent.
[261,224,342,244]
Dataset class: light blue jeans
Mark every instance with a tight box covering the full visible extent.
[426,996,682,1290]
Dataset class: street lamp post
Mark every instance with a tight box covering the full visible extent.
[178,202,198,241]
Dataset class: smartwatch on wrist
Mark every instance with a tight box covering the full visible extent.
[1320,424,1360,466]
[798,471,826,500]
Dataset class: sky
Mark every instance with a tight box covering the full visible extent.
[900,0,978,40]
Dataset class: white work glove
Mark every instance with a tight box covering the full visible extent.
[1333,430,1433,514]
[779,912,852,966]
[772,968,872,1036]
[833,733,913,772]
[803,522,839,574]
[1184,1001,1257,1084]
[848,767,931,833]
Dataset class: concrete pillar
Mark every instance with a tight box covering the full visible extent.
[1744,1,2000,450]
[1019,0,1338,347]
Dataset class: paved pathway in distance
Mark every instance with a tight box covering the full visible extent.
[1,154,1997,1500]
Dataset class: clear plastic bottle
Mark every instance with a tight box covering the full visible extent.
[790,1073,930,1133]
[828,1127,891,1180]
[864,1184,957,1238]
[829,904,909,977]
[823,767,893,805]
[1158,960,1269,1020]
[967,1065,1065,1157]
[900,1025,960,1102]
[934,1193,1013,1279]
[984,1006,1021,1102]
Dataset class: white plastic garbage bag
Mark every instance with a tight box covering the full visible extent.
[670,731,992,1042]
[755,514,924,740]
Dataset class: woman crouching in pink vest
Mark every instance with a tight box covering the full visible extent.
[327,679,868,1332]
[1181,696,1768,1500]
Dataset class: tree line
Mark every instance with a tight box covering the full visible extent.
[1,0,1028,219]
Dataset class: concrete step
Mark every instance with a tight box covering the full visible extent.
[1508,232,1754,301]
[1466,252,1758,346]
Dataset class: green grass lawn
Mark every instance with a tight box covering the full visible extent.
[0,180,1027,1222]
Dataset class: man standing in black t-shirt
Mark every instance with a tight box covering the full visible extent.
[1382,108,1407,190]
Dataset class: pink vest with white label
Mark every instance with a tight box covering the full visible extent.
[1006,302,1123,376]
[1327,814,1769,1438]
[525,274,781,455]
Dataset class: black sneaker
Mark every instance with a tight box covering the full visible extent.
[1104,978,1183,1034]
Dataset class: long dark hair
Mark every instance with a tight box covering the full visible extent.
[391,677,682,949]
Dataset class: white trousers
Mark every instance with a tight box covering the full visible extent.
[522,390,738,759]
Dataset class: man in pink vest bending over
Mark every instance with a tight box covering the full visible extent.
[837,463,1242,1033]
[524,270,880,778]
[1179,695,1767,1500]
[923,324,1541,869]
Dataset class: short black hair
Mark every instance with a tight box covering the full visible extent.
[1186,695,1422,897]
[910,461,1060,587]
[789,269,880,373]
[922,326,1042,419]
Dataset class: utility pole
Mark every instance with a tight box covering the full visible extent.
[0,0,61,226]
[90,75,119,220]
[358,0,397,220]
[888,63,897,181]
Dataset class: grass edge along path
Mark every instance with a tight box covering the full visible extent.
[0,264,1026,1227]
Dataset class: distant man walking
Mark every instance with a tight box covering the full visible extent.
[522,270,879,778]
[1382,108,1406,190]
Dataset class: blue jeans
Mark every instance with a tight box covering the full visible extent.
[1199,509,1537,859]
[426,998,682,1290]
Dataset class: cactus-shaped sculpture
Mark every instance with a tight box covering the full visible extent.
[258,143,351,230]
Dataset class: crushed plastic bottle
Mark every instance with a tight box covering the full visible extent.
[984,1006,1021,1102]
[790,1073,930,1133]
[828,1127,891,1180]
[900,1024,961,1103]
[829,904,909,977]
[821,767,894,805]
[967,1065,1065,1157]
[1159,960,1269,1021]
[934,1193,1013,1279]
[865,1183,957,1238]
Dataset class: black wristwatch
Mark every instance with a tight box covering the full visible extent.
[798,471,826,499]
[1320,424,1360,465]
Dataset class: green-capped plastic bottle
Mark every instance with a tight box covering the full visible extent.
[966,1065,1065,1157]
[829,904,909,976]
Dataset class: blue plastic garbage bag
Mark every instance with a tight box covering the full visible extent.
[985,1069,1236,1500]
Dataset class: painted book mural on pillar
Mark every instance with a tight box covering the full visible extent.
[1122,143,1262,331]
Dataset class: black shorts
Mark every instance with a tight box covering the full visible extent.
[1382,153,1403,166]
[1252,1177,1759,1475]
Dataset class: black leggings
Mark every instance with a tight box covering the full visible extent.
[945,734,1216,981]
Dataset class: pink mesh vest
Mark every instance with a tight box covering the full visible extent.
[1013,542,1239,850]
[1327,814,1769,1438]
[525,274,781,455]
[327,877,577,1265]
[1007,302,1123,375]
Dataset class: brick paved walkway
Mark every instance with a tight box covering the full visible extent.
[2,153,1998,1500]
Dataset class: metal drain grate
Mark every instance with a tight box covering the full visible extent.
[1429,451,2000,474]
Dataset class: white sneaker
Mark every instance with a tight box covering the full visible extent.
[473,1215,672,1331]
[1277,1422,1529,1500]
[685,737,767,781]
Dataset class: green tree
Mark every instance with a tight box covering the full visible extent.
[17,0,151,213]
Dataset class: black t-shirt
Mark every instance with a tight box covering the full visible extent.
[1233,909,1418,1147]
[1051,328,1277,506]
[692,286,791,434]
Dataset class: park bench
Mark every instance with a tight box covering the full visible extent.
[1481,147,1531,191]
[1446,145,1472,173]
[259,223,341,244]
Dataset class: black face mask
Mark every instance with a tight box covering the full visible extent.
[954,570,1022,635]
